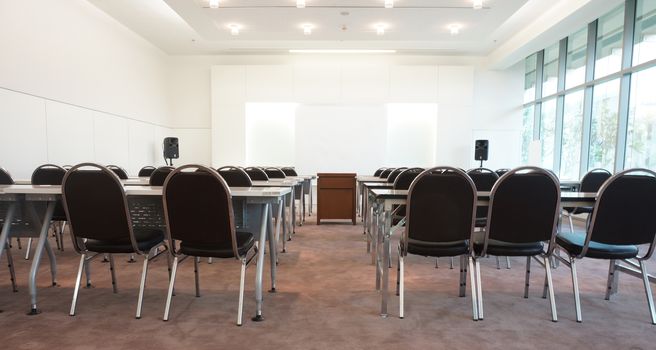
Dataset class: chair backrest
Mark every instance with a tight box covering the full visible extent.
[467,168,499,218]
[483,167,560,253]
[579,168,612,193]
[387,167,408,183]
[31,164,66,185]
[149,166,175,186]
[138,166,156,177]
[495,168,510,177]
[373,168,387,177]
[62,163,137,253]
[107,165,129,179]
[218,166,253,187]
[281,167,298,176]
[584,169,656,258]
[245,167,269,181]
[0,167,14,185]
[264,167,286,179]
[379,168,395,179]
[404,167,477,253]
[393,168,424,190]
[163,165,241,259]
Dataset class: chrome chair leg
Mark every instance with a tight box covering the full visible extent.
[24,238,32,260]
[395,248,400,296]
[459,255,466,297]
[450,257,454,269]
[495,256,500,270]
[468,257,479,321]
[5,242,18,292]
[605,259,616,300]
[399,254,405,319]
[84,258,92,288]
[16,238,22,250]
[70,254,86,316]
[208,257,213,264]
[570,257,582,322]
[506,256,511,269]
[163,256,179,321]
[52,225,61,251]
[435,257,439,269]
[524,256,531,298]
[194,257,200,297]
[108,254,118,293]
[237,258,247,326]
[544,256,558,322]
[568,215,574,233]
[475,259,484,320]
[135,252,151,319]
[639,260,656,325]
[59,221,66,251]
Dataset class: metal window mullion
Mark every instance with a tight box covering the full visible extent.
[615,0,637,172]
[580,20,599,177]
[553,38,568,174]
[534,50,545,140]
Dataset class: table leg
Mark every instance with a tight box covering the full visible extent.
[0,203,16,265]
[381,208,391,317]
[309,180,313,215]
[28,201,56,315]
[291,186,296,234]
[277,199,285,254]
[267,203,277,292]
[253,203,269,322]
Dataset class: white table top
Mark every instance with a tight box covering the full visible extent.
[357,176,387,182]
[252,179,300,187]
[14,177,151,186]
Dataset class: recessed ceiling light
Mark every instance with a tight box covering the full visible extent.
[384,0,394,8]
[289,49,396,54]
[209,0,219,9]
[375,23,388,35]
[473,0,483,10]
[227,23,242,35]
[448,23,462,35]
[302,23,314,35]
[297,0,306,8]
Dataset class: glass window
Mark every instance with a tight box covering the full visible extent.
[540,99,557,170]
[566,27,588,89]
[521,106,535,164]
[524,54,538,103]
[542,44,560,97]
[589,79,620,171]
[560,90,585,180]
[595,5,625,79]
[626,67,656,168]
[633,0,656,65]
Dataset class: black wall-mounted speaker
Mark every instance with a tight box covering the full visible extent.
[163,137,179,159]
[474,140,489,161]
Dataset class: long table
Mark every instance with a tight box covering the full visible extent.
[368,188,597,318]
[0,184,290,320]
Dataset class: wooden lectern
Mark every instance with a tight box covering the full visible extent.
[316,173,357,225]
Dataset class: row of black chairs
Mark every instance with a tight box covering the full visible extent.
[392,166,656,324]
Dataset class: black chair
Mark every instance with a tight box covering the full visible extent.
[495,169,510,177]
[281,167,298,176]
[149,166,175,186]
[62,165,73,170]
[379,168,395,179]
[396,167,479,320]
[138,166,156,177]
[0,167,17,292]
[107,165,129,179]
[245,167,269,181]
[474,167,560,322]
[264,167,286,179]
[391,168,423,223]
[467,168,499,227]
[373,168,387,177]
[555,168,656,324]
[31,164,68,251]
[562,168,612,232]
[218,166,253,187]
[387,167,408,183]
[62,163,167,318]
[0,167,13,184]
[161,165,257,325]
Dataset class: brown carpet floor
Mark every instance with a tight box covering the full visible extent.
[1,214,655,349]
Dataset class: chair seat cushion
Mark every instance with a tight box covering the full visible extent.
[556,231,639,259]
[402,239,469,257]
[474,239,544,257]
[180,231,255,258]
[84,228,164,254]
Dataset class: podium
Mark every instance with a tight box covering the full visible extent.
[316,173,357,225]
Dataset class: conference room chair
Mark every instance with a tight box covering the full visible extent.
[281,167,298,176]
[30,164,68,253]
[555,168,656,324]
[562,168,612,233]
[218,166,253,187]
[0,167,18,292]
[495,168,510,177]
[245,167,269,181]
[378,168,395,179]
[386,167,408,183]
[473,167,560,322]
[62,163,167,318]
[107,165,129,179]
[138,166,156,177]
[62,165,73,170]
[373,168,387,177]
[467,168,509,270]
[264,167,286,179]
[391,167,424,224]
[161,165,257,326]
[396,167,479,320]
[149,166,175,186]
